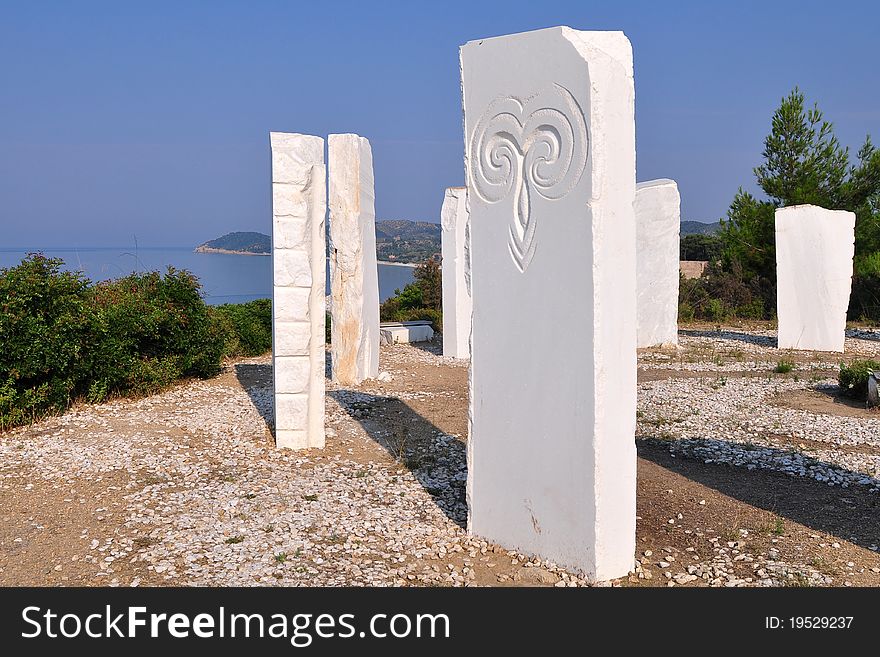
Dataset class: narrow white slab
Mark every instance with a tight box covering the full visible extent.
[441,187,472,358]
[776,204,855,352]
[462,26,637,581]
[270,132,326,449]
[636,179,680,347]
[328,134,380,385]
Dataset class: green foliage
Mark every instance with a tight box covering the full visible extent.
[838,359,880,399]
[680,233,723,261]
[678,301,695,323]
[413,257,442,310]
[684,87,880,320]
[379,257,443,332]
[0,255,97,428]
[854,251,880,277]
[704,298,726,322]
[849,273,880,322]
[0,254,268,430]
[678,262,770,321]
[774,358,794,374]
[212,299,272,357]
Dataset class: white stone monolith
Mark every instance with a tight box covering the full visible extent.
[462,26,637,581]
[270,132,326,449]
[636,179,680,348]
[441,187,471,358]
[328,134,380,385]
[775,204,855,352]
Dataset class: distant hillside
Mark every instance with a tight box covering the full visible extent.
[375,220,440,263]
[195,232,270,255]
[196,220,440,263]
[681,220,722,235]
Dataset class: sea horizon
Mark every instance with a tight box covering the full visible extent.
[0,245,415,305]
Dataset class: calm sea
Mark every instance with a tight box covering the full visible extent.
[0,247,415,305]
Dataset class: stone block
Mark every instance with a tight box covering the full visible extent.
[462,26,637,581]
[270,132,326,449]
[441,187,472,358]
[776,204,855,352]
[636,179,680,347]
[328,133,380,385]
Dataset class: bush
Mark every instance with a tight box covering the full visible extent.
[379,257,444,333]
[838,359,880,399]
[0,255,98,428]
[848,273,880,322]
[213,299,272,357]
[773,358,794,374]
[678,302,695,323]
[704,298,726,322]
[86,268,224,398]
[0,255,253,430]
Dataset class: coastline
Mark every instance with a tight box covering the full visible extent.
[194,247,270,256]
[377,260,418,268]
[194,248,419,268]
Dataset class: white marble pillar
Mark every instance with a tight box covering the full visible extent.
[636,179,680,347]
[270,132,326,449]
[776,204,855,352]
[441,187,471,358]
[462,27,637,581]
[328,134,380,385]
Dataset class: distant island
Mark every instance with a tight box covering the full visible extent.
[194,231,270,255]
[196,220,442,263]
[199,220,718,259]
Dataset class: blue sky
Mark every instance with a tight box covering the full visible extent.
[1,0,878,247]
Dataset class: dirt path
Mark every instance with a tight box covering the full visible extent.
[2,336,879,587]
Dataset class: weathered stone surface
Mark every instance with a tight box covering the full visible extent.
[462,27,637,581]
[775,204,855,352]
[636,179,680,347]
[270,132,326,449]
[328,133,380,385]
[441,187,472,358]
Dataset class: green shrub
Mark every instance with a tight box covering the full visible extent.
[848,273,880,322]
[0,255,237,430]
[773,358,794,374]
[704,298,726,322]
[678,302,695,323]
[0,255,98,429]
[398,308,443,333]
[213,299,272,357]
[838,359,880,399]
[379,258,444,333]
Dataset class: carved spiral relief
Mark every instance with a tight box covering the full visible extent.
[469,84,588,272]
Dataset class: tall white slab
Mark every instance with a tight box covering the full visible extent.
[776,204,855,352]
[270,132,326,449]
[328,134,380,385]
[636,179,680,348]
[441,187,472,358]
[462,27,637,581]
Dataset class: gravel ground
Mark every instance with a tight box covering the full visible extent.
[2,328,879,587]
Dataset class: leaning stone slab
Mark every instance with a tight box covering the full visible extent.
[441,187,472,358]
[270,132,326,449]
[776,204,855,352]
[462,26,637,581]
[636,179,680,348]
[328,134,380,385]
